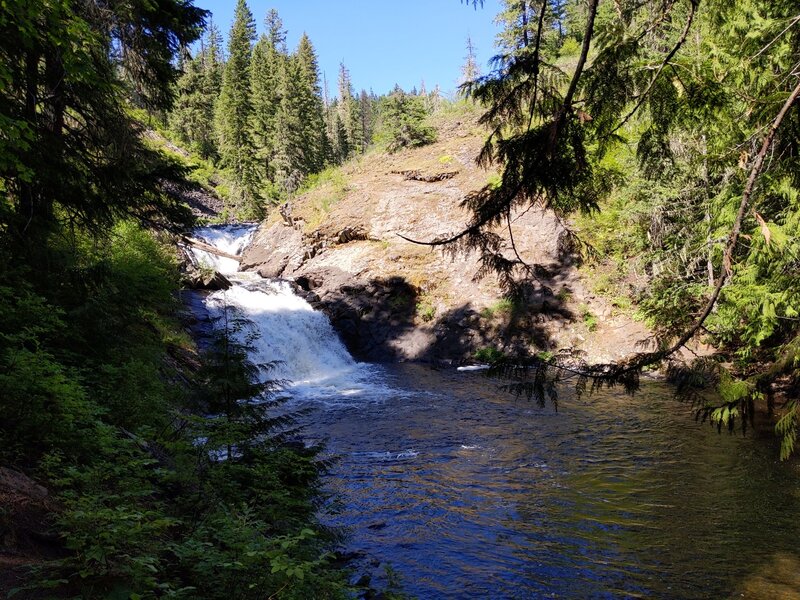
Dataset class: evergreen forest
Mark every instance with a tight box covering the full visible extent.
[1,0,799,597]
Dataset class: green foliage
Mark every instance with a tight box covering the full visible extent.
[480,297,519,319]
[374,87,437,153]
[1,224,349,598]
[0,0,354,593]
[416,300,436,322]
[215,0,261,214]
[388,293,413,312]
[474,346,506,363]
[0,0,204,245]
[579,304,598,332]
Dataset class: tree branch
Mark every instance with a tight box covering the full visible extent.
[611,0,698,134]
[663,79,800,354]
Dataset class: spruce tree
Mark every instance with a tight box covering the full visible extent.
[337,63,364,156]
[359,89,375,149]
[169,22,222,161]
[215,0,259,212]
[272,59,305,193]
[250,9,287,184]
[193,21,224,160]
[324,99,348,163]
[2,0,205,245]
[169,50,205,149]
[294,34,327,174]
[377,86,436,153]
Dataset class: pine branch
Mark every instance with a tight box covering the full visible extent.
[663,79,800,355]
[610,0,698,135]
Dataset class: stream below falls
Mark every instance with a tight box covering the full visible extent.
[188,224,800,599]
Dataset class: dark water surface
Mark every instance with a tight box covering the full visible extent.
[298,364,800,599]
[188,225,799,599]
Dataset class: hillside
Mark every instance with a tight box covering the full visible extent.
[239,107,652,364]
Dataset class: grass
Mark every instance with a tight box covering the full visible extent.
[481,297,519,319]
[416,299,436,322]
[474,346,505,363]
[579,303,598,332]
[388,293,412,312]
[296,166,349,231]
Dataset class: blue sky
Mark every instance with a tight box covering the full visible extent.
[199,0,504,97]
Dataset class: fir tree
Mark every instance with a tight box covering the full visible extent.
[359,89,375,149]
[294,34,327,174]
[169,50,206,150]
[337,63,364,156]
[377,86,436,153]
[197,20,224,160]
[272,57,305,193]
[215,0,259,212]
[250,10,286,184]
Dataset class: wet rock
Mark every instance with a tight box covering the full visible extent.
[184,269,231,291]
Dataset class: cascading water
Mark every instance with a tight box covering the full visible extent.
[190,224,259,274]
[185,224,800,600]
[188,224,372,400]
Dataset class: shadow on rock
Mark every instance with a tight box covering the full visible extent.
[295,267,575,364]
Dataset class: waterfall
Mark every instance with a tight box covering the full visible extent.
[205,281,355,385]
[191,224,259,274]
[188,224,363,399]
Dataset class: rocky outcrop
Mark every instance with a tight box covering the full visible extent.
[0,467,61,596]
[238,113,652,363]
[390,169,459,182]
[240,223,304,278]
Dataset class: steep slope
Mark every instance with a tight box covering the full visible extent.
[240,108,651,363]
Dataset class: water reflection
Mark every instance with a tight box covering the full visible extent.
[301,364,800,599]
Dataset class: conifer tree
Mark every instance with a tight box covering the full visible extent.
[215,0,259,211]
[272,57,305,193]
[460,35,481,87]
[294,34,327,174]
[359,89,375,149]
[169,20,223,161]
[251,9,287,184]
[194,20,225,160]
[337,63,364,156]
[169,50,205,149]
[377,86,436,153]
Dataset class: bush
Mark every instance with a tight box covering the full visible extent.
[374,87,436,153]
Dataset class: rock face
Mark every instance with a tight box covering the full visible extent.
[240,223,304,278]
[239,113,651,363]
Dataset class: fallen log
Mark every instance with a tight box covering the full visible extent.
[181,236,241,261]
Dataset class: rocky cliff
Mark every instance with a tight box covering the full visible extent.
[240,110,651,364]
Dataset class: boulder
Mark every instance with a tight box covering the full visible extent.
[239,223,304,278]
[185,269,231,291]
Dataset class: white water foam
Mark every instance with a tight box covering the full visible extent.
[191,224,403,404]
[206,281,356,386]
[190,224,259,274]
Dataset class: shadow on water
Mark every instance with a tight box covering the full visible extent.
[305,366,800,599]
[187,225,800,599]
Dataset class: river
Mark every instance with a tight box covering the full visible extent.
[188,224,800,599]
